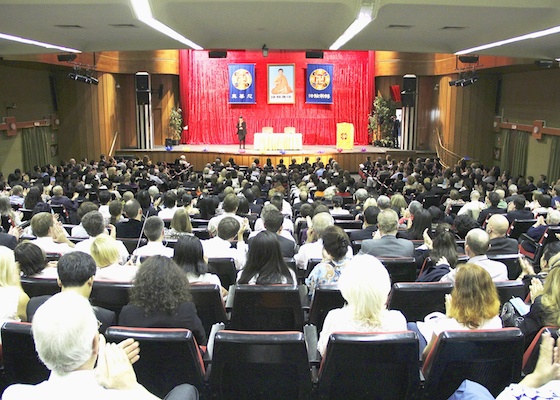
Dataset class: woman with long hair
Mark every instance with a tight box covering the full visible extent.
[164,208,193,239]
[421,263,501,359]
[238,231,295,285]
[118,255,206,344]
[173,235,221,287]
[91,234,137,282]
[0,246,29,324]
[400,208,432,240]
[317,254,407,356]
[14,241,58,279]
[416,223,459,282]
[306,226,351,298]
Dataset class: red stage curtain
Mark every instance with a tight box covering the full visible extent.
[179,50,374,145]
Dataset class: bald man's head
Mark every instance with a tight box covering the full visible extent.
[486,214,510,239]
[466,228,490,256]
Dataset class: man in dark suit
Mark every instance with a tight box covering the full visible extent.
[26,251,115,333]
[486,214,519,256]
[358,209,414,258]
[506,195,534,223]
[115,199,144,239]
[349,206,379,242]
[249,208,295,258]
[477,191,507,226]
[0,226,20,250]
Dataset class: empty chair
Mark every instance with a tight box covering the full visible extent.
[422,328,524,400]
[1,321,50,385]
[89,280,132,315]
[20,277,60,298]
[488,254,522,280]
[495,280,525,305]
[307,285,345,332]
[229,284,304,331]
[209,330,312,400]
[104,326,206,398]
[189,283,228,338]
[118,237,147,254]
[207,258,237,290]
[378,257,417,284]
[507,219,537,240]
[522,326,560,375]
[315,332,420,400]
[388,282,453,321]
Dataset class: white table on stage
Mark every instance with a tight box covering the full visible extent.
[253,133,303,151]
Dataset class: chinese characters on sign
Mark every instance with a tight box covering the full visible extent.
[306,64,333,104]
[229,64,256,104]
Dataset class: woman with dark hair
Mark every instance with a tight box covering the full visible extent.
[23,186,44,210]
[14,241,57,278]
[306,226,351,298]
[238,231,296,285]
[416,223,459,282]
[400,208,432,240]
[198,196,217,220]
[118,255,206,345]
[135,189,158,217]
[173,236,221,287]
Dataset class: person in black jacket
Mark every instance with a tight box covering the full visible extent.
[236,116,247,149]
[119,256,206,345]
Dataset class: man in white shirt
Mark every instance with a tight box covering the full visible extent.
[202,217,248,270]
[132,216,174,261]
[457,190,486,220]
[157,191,179,221]
[440,228,508,283]
[74,211,129,264]
[97,190,112,225]
[207,193,248,237]
[30,212,75,255]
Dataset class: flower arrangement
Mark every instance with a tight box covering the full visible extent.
[168,107,183,142]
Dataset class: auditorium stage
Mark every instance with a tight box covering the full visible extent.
[116,144,436,173]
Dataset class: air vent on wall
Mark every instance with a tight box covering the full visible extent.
[109,24,138,28]
[440,26,467,31]
[386,25,413,29]
[54,25,84,29]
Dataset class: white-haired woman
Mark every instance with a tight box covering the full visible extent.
[317,254,406,356]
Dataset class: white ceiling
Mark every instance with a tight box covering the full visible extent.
[0,0,559,60]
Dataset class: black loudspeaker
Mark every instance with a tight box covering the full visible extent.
[306,51,324,59]
[209,51,227,58]
[402,74,417,93]
[57,53,77,62]
[459,55,479,64]
[165,138,173,147]
[401,93,415,107]
[135,72,150,105]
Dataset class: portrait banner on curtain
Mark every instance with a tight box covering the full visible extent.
[268,64,295,104]
[229,64,256,104]
[306,64,333,104]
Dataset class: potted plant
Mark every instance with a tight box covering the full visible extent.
[168,107,183,145]
[368,95,396,145]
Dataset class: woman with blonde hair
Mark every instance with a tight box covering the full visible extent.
[317,254,407,356]
[91,234,137,282]
[0,246,29,326]
[164,208,193,239]
[390,193,407,217]
[421,263,501,359]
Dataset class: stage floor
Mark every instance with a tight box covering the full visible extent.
[116,144,436,172]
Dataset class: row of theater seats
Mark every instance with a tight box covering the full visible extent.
[2,320,557,399]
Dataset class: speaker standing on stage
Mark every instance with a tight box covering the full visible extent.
[237,116,247,149]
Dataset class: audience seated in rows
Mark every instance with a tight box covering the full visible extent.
[359,209,415,258]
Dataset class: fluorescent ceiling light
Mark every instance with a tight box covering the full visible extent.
[456,25,560,55]
[130,0,203,50]
[330,3,375,50]
[0,32,81,53]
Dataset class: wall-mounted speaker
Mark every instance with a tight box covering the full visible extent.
[135,72,151,105]
[209,51,227,58]
[57,54,77,62]
[306,51,324,59]
[402,74,417,93]
[401,93,415,107]
[534,60,554,68]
